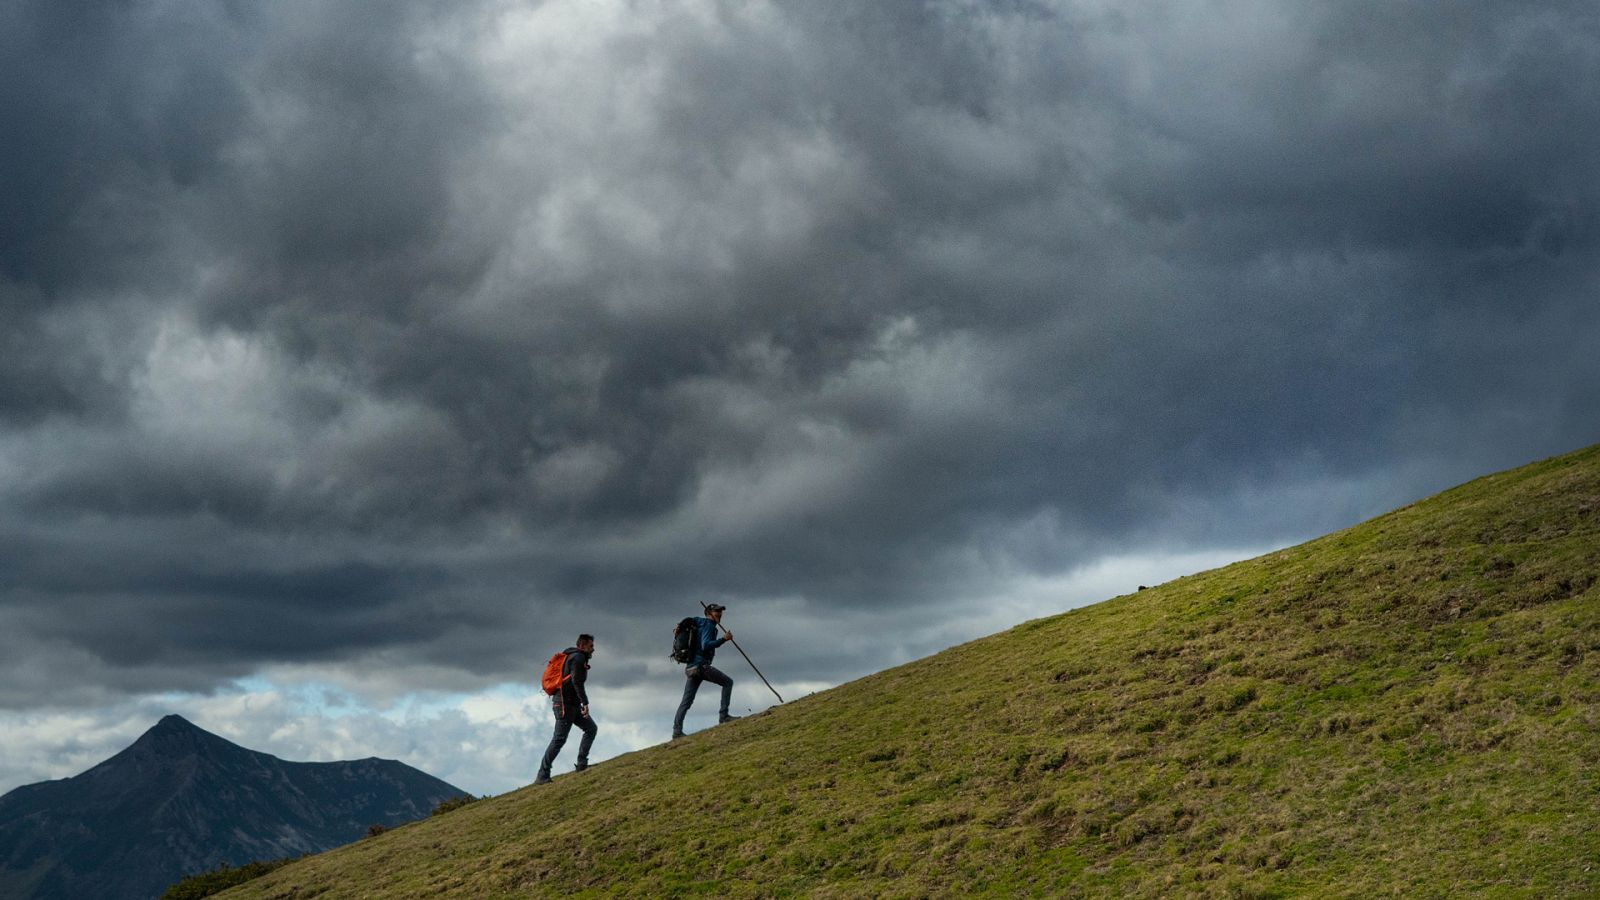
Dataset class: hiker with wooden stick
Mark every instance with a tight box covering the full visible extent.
[670,604,738,738]
[535,633,596,784]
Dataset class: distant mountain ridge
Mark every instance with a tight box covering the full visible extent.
[0,714,467,900]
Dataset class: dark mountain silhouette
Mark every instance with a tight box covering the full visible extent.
[0,714,467,900]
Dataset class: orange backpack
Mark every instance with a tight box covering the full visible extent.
[540,651,570,695]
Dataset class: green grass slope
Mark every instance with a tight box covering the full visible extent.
[226,446,1600,898]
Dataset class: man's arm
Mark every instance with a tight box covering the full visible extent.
[571,652,589,707]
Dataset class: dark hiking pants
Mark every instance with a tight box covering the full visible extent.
[537,714,596,779]
[673,664,733,733]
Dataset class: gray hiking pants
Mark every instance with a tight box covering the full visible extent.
[673,664,733,733]
[537,714,596,779]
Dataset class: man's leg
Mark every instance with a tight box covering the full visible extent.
[673,670,703,736]
[536,718,572,783]
[574,715,597,770]
[699,665,735,721]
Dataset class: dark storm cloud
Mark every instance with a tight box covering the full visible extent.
[3,0,1600,705]
[0,2,247,287]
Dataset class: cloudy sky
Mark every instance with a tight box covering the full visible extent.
[3,0,1598,796]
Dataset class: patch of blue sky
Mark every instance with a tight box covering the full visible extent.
[221,675,366,719]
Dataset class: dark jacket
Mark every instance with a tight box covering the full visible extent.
[552,647,590,723]
[688,618,728,668]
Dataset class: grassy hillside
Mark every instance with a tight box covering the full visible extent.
[226,446,1600,898]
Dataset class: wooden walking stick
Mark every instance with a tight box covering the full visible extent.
[701,601,784,704]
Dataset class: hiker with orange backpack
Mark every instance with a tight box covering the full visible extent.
[535,633,596,785]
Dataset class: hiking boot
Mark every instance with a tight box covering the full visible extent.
[534,774,552,785]
[574,762,589,772]
[718,713,741,723]
[671,731,685,740]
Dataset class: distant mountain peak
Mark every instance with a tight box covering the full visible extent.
[0,715,467,900]
[122,714,241,760]
[144,714,207,741]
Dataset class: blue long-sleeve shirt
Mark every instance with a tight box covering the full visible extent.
[690,617,728,667]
